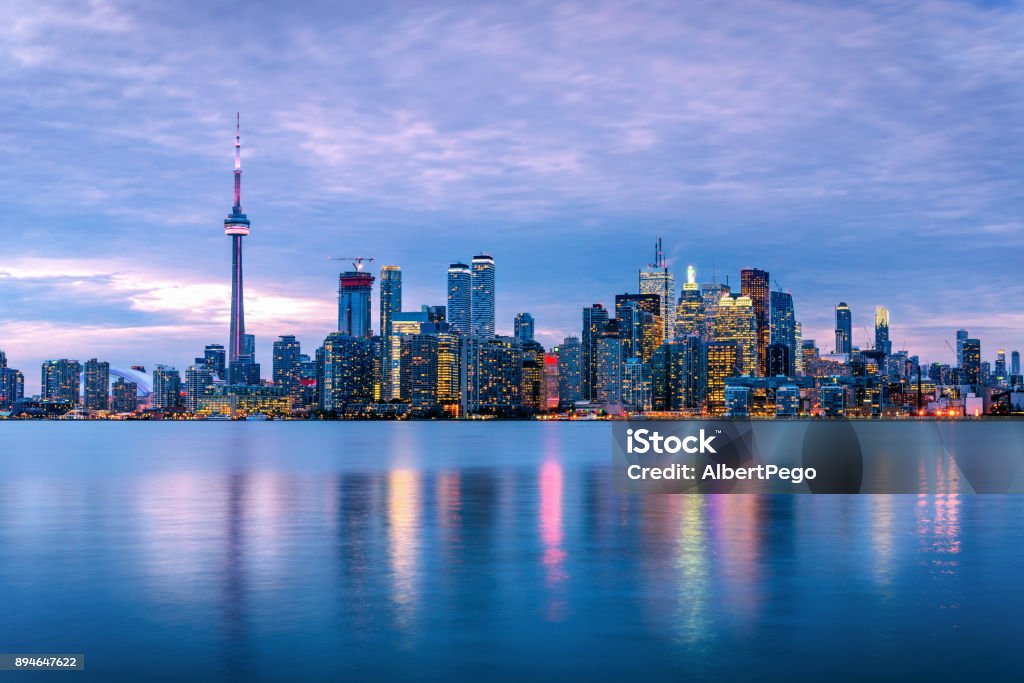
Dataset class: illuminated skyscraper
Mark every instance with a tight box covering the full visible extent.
[83,358,110,411]
[714,295,757,376]
[706,341,741,416]
[436,332,465,416]
[962,338,981,387]
[111,377,137,413]
[740,268,770,376]
[471,253,496,336]
[542,354,559,411]
[204,344,226,379]
[379,266,402,395]
[671,335,705,412]
[272,335,302,399]
[338,267,375,338]
[465,335,522,413]
[557,336,583,407]
[639,238,675,341]
[675,265,703,340]
[875,306,891,355]
[514,312,535,342]
[595,333,623,405]
[794,322,803,374]
[581,304,609,401]
[700,282,730,342]
[995,349,1007,385]
[405,334,439,410]
[835,302,852,354]
[41,359,81,405]
[615,293,661,362]
[769,291,796,376]
[1012,350,1020,376]
[320,332,374,411]
[447,262,471,335]
[185,364,213,412]
[152,365,182,410]
[225,114,251,366]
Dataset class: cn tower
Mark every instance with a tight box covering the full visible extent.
[224,113,250,364]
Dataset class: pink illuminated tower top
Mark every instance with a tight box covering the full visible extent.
[224,112,250,236]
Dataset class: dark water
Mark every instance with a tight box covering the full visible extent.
[0,422,1021,682]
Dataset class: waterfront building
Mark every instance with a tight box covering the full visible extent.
[1,367,24,409]
[465,335,522,413]
[151,365,182,410]
[111,377,138,413]
[520,339,545,412]
[272,335,303,400]
[185,364,214,412]
[724,386,750,417]
[820,384,846,417]
[776,384,800,416]
[199,384,290,417]
[471,253,496,336]
[542,354,559,411]
[83,358,110,411]
[404,334,439,410]
[595,333,623,406]
[581,304,609,401]
[672,335,705,412]
[436,332,465,416]
[446,262,472,335]
[41,359,81,406]
[379,266,402,396]
[320,332,374,411]
[556,336,583,407]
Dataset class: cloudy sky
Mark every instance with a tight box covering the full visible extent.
[1,0,1022,390]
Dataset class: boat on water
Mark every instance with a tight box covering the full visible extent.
[245,413,269,421]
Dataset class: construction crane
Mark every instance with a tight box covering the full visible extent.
[774,278,784,292]
[327,256,375,272]
[862,326,873,350]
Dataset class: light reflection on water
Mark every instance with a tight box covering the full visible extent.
[0,421,1020,681]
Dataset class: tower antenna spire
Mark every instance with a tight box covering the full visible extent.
[233,112,242,212]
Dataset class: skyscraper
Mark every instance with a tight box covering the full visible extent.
[962,338,981,387]
[995,349,1007,384]
[111,377,138,413]
[615,293,662,362]
[447,262,471,335]
[700,282,730,342]
[769,291,796,376]
[639,238,675,341]
[514,312,535,342]
[714,295,757,376]
[675,265,703,340]
[185,364,213,412]
[225,114,251,366]
[556,336,582,407]
[320,332,374,411]
[706,341,741,416]
[273,335,302,399]
[204,344,226,379]
[875,306,891,355]
[1012,350,1020,376]
[83,358,110,411]
[471,253,495,336]
[41,359,81,406]
[956,329,969,367]
[379,266,402,395]
[740,268,770,376]
[835,302,852,354]
[581,304,609,401]
[338,267,375,338]
[152,365,182,410]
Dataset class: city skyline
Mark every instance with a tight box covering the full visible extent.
[2,1,1023,392]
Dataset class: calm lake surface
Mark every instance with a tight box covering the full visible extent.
[0,422,1021,681]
